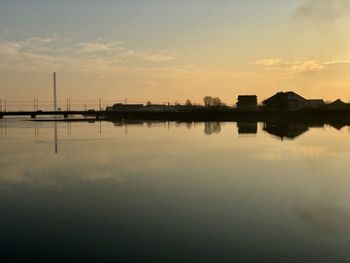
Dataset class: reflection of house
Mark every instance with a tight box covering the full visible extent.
[263,122,309,140]
[236,95,258,111]
[326,99,350,110]
[262,91,325,111]
[237,122,257,134]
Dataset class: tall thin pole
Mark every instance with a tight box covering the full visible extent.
[0,99,2,112]
[53,72,57,111]
[34,98,36,111]
[99,98,102,111]
[4,100,6,112]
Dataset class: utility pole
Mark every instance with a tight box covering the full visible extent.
[4,100,6,112]
[0,99,2,112]
[66,98,69,111]
[53,72,57,111]
[34,98,36,112]
[36,99,39,111]
[99,98,102,111]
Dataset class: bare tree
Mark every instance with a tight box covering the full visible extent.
[185,99,192,106]
[204,96,224,107]
[212,97,221,106]
[204,96,213,106]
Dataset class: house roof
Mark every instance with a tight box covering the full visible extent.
[330,99,347,105]
[262,91,306,104]
[238,95,257,98]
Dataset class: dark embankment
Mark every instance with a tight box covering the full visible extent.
[101,109,350,124]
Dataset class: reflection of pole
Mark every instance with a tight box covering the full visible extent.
[53,72,57,111]
[0,119,6,138]
[99,120,102,135]
[34,121,39,136]
[54,121,58,154]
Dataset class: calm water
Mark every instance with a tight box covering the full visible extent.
[1,119,350,262]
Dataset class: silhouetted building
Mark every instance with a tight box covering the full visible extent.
[262,91,307,111]
[306,99,325,109]
[237,95,258,111]
[326,99,350,110]
[263,92,326,111]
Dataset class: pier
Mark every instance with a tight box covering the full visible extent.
[0,110,103,119]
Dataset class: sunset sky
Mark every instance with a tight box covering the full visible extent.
[1,0,350,106]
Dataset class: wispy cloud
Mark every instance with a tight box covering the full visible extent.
[0,36,176,72]
[249,58,350,73]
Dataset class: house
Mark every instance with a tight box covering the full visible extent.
[326,99,350,110]
[262,91,307,111]
[306,99,325,109]
[236,95,258,111]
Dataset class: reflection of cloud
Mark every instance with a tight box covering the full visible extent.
[0,148,175,187]
[296,204,350,234]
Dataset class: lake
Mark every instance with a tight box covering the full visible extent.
[1,118,350,262]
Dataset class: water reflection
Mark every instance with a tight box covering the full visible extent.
[0,119,7,138]
[237,122,258,135]
[2,119,350,261]
[204,122,221,135]
[263,122,310,140]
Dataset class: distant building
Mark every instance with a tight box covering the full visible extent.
[236,95,258,111]
[262,91,307,111]
[106,103,144,111]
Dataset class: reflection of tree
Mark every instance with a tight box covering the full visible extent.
[204,122,221,135]
[185,122,192,129]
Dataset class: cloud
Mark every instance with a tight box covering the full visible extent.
[250,58,283,66]
[77,41,123,53]
[0,36,176,73]
[249,58,350,73]
[295,0,350,23]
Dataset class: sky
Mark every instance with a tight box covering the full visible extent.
[1,0,350,106]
